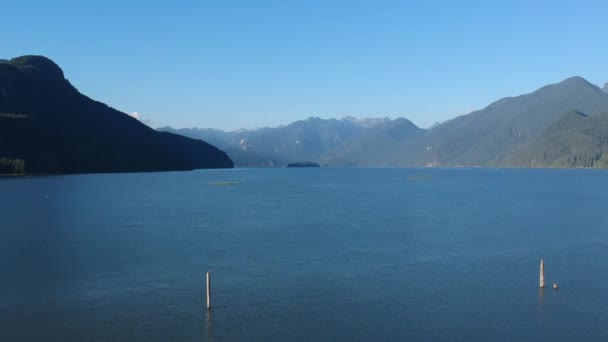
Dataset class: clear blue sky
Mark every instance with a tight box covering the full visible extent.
[4,0,608,130]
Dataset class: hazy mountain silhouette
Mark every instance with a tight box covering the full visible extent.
[159,117,390,167]
[0,55,233,174]
[319,118,426,166]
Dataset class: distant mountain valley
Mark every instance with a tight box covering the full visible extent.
[159,116,397,167]
[161,76,608,168]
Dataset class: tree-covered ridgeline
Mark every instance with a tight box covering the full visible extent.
[0,55,233,174]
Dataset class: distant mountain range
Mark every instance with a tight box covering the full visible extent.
[159,117,391,167]
[317,117,426,166]
[0,55,233,174]
[162,76,608,168]
[7,55,606,173]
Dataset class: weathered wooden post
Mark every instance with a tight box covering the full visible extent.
[206,271,211,311]
[539,259,545,288]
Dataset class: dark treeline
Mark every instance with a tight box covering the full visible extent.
[0,157,25,175]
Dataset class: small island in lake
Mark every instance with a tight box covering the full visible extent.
[286,161,321,168]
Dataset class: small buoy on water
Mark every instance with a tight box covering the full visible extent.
[553,283,559,290]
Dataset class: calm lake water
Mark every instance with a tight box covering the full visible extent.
[2,168,608,341]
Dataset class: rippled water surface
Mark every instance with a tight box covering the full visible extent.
[2,168,608,341]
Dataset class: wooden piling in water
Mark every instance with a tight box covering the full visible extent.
[539,259,545,288]
[206,271,211,311]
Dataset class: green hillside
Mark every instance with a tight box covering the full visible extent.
[509,110,608,168]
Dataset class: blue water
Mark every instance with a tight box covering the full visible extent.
[2,168,608,341]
